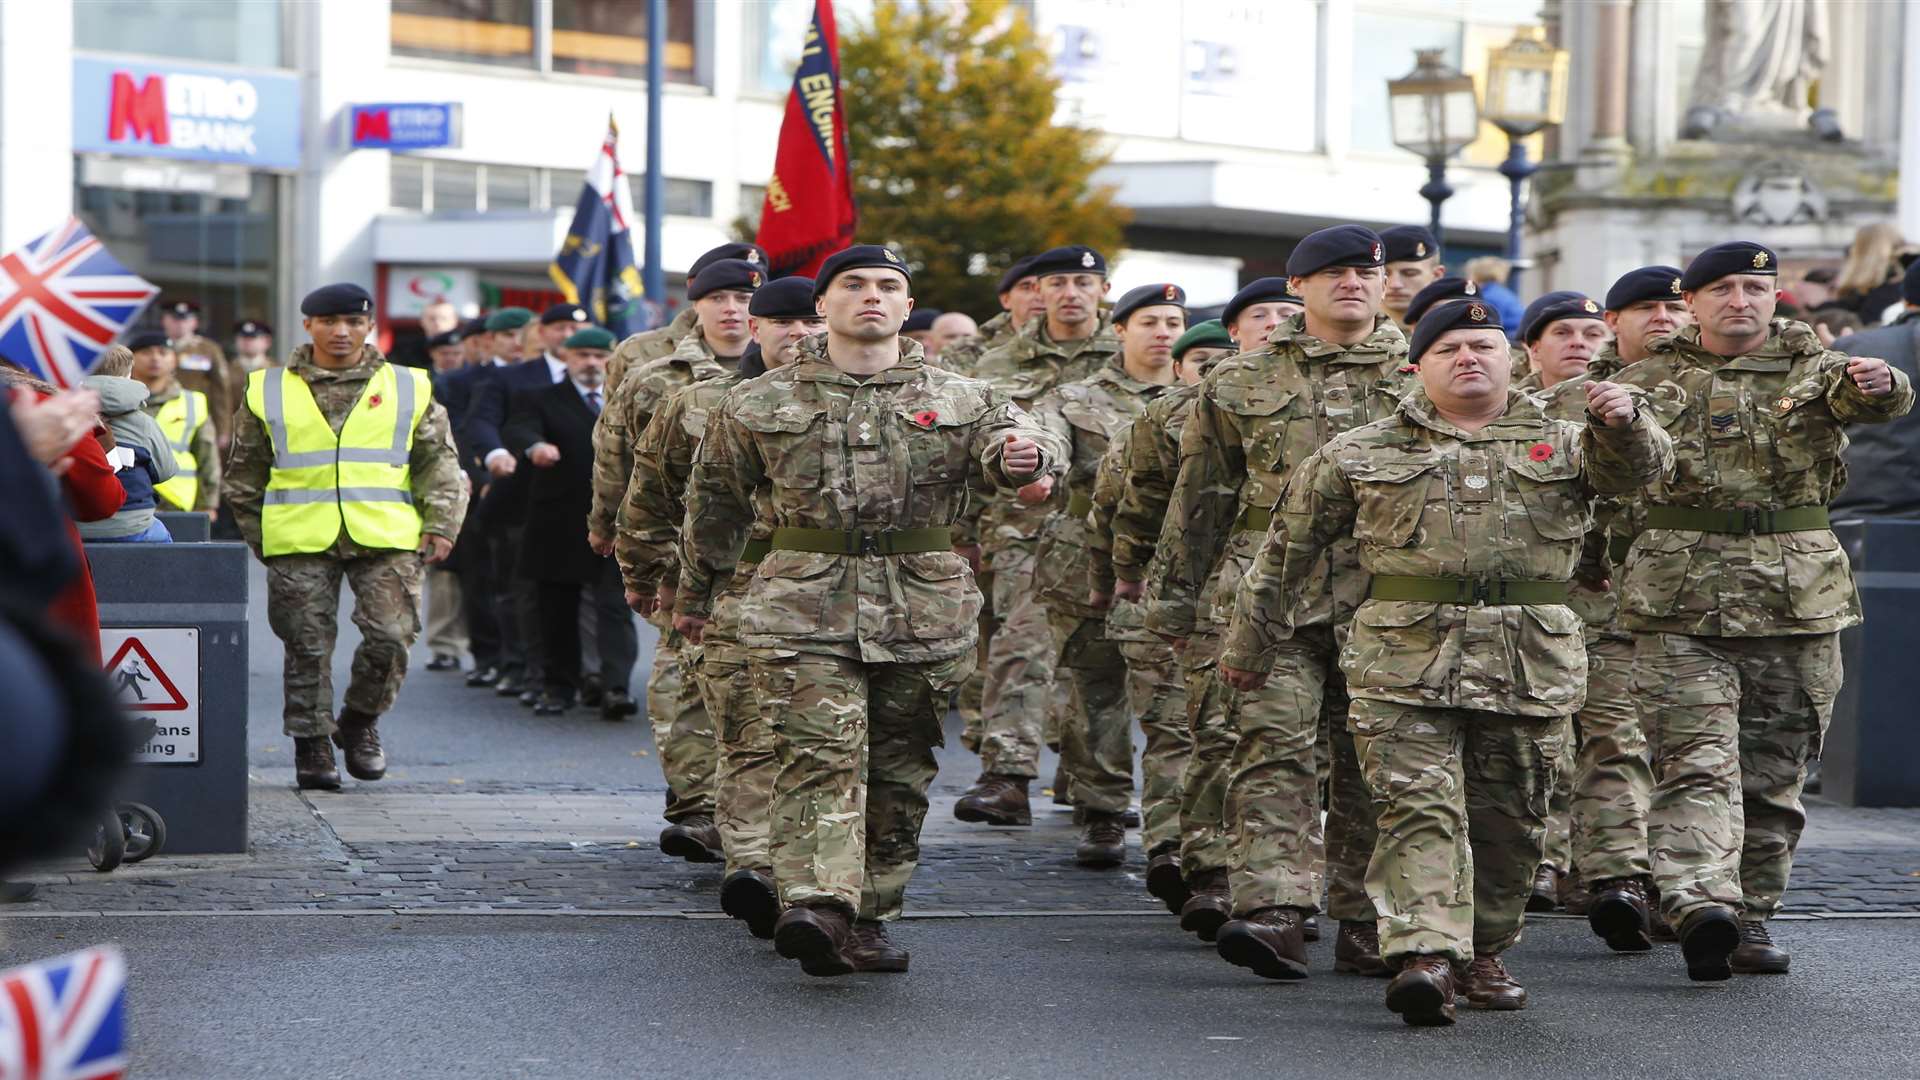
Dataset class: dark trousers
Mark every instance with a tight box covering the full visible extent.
[488,521,542,679]
[450,504,502,668]
[537,559,637,699]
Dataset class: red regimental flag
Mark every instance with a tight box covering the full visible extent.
[754,0,857,277]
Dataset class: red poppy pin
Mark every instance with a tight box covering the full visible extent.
[1398,364,1418,374]
[368,393,384,409]
[914,409,939,427]
[1528,442,1554,462]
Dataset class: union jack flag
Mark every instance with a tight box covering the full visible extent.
[0,219,159,389]
[0,946,128,1080]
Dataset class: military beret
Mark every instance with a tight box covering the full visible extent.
[540,303,593,325]
[689,242,768,282]
[161,299,200,317]
[748,276,817,318]
[688,259,765,301]
[1679,241,1778,291]
[811,245,912,299]
[564,327,617,351]
[1903,260,1920,307]
[1409,298,1505,363]
[1112,283,1186,325]
[1519,291,1605,343]
[1404,276,1479,325]
[1220,277,1299,330]
[460,316,490,337]
[1027,245,1107,279]
[1380,225,1440,264]
[997,256,1038,294]
[483,306,533,332]
[1285,225,1384,278]
[426,329,465,349]
[903,308,944,334]
[126,331,171,353]
[1173,319,1232,361]
[1605,265,1686,311]
[300,283,375,317]
[233,319,272,337]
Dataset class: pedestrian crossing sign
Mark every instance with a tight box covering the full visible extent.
[101,628,200,763]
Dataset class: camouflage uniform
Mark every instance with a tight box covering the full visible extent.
[1227,387,1670,962]
[618,369,775,873]
[172,333,238,449]
[681,335,1064,921]
[1151,314,1411,923]
[601,332,735,823]
[604,306,700,419]
[1030,367,1181,851]
[1614,320,1914,924]
[967,316,1120,783]
[936,310,1015,376]
[225,345,469,737]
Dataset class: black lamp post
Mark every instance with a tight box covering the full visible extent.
[1387,49,1480,248]
[1482,26,1569,295]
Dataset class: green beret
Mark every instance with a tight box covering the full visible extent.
[484,307,534,332]
[564,327,616,350]
[1173,319,1232,360]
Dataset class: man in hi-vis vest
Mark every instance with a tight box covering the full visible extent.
[225,283,469,790]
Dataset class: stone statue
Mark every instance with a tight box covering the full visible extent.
[1681,0,1837,140]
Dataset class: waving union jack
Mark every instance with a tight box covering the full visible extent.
[0,946,128,1080]
[0,219,159,389]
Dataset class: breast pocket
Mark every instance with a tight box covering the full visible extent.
[1345,457,1440,547]
[1506,447,1588,541]
[1769,379,1842,472]
[1229,390,1300,474]
[740,550,840,636]
[897,396,988,489]
[736,401,828,486]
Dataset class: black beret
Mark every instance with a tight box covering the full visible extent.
[1285,225,1384,278]
[300,283,374,317]
[483,307,533,331]
[1520,291,1605,343]
[161,299,200,317]
[126,331,171,352]
[1605,265,1685,311]
[564,327,617,350]
[233,319,272,337]
[688,258,765,301]
[1404,276,1479,325]
[689,242,768,281]
[426,329,465,349]
[811,245,912,299]
[903,308,944,334]
[460,316,490,337]
[997,256,1038,294]
[1680,241,1779,291]
[1380,225,1440,264]
[748,276,817,318]
[1409,298,1505,363]
[1112,282,1187,325]
[1173,319,1232,360]
[1027,245,1107,279]
[540,303,593,325]
[1904,260,1920,308]
[1220,277,1299,329]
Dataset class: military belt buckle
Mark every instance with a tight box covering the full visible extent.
[1741,508,1766,534]
[855,530,882,556]
[1469,579,1492,606]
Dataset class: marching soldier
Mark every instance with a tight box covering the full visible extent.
[602,242,766,398]
[161,299,239,452]
[939,256,1041,375]
[1402,276,1481,328]
[1219,277,1303,350]
[1223,298,1670,1025]
[1378,225,1446,330]
[225,284,468,790]
[677,245,1064,977]
[1602,266,1691,368]
[1614,242,1912,980]
[232,320,275,374]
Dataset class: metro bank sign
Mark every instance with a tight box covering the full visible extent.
[73,57,302,170]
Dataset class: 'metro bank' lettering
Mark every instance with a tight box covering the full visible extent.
[109,71,262,154]
[74,57,302,169]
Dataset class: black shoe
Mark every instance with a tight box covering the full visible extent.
[601,689,638,720]
[534,692,573,716]
[493,672,521,696]
[580,677,606,709]
[1145,846,1189,915]
[1679,906,1741,982]
[720,869,780,939]
[465,665,500,688]
[1588,877,1654,953]
[426,654,461,672]
[518,688,541,709]
[1302,914,1321,943]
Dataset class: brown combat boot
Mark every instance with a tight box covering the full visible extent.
[1385,954,1457,1026]
[294,736,340,790]
[1333,919,1392,977]
[1729,919,1790,975]
[1526,864,1562,912]
[848,921,910,973]
[773,904,854,977]
[719,868,779,940]
[331,708,387,781]
[1561,874,1593,916]
[1460,953,1528,1010]
[1179,869,1232,942]
[658,815,723,863]
[1587,876,1654,953]
[1075,811,1127,867]
[1216,906,1310,981]
[954,774,1033,826]
[1678,905,1741,982]
[1145,844,1189,914]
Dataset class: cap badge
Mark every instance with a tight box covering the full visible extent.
[749,271,762,287]
[1163,284,1179,301]
[1464,281,1478,295]
[1582,299,1600,313]
[1464,474,1489,489]
[1080,251,1096,269]
[1414,242,1427,258]
[1671,277,1683,294]
[1371,243,1383,262]
[573,308,587,320]
[745,251,761,263]
[1753,250,1770,269]
[1468,304,1487,321]
[883,249,901,264]
[359,300,371,312]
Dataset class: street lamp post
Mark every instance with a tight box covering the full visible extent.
[1387,49,1480,248]
[1482,26,1569,295]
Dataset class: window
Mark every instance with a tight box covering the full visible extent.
[739,184,768,232]
[551,0,699,82]
[431,160,480,212]
[75,0,283,67]
[741,0,817,95]
[391,0,536,69]
[1349,13,1464,154]
[629,176,713,218]
[390,156,428,211]
[486,164,538,210]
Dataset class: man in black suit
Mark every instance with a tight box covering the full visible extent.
[502,327,638,717]
[431,324,505,684]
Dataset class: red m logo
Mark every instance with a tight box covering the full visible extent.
[354,108,390,143]
[108,72,169,145]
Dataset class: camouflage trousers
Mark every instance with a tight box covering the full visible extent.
[976,542,1055,779]
[1567,636,1652,883]
[647,628,716,822]
[753,650,971,922]
[1224,627,1376,922]
[1121,640,1192,858]
[1351,698,1567,964]
[266,551,423,738]
[697,656,775,876]
[1176,636,1236,877]
[1633,631,1839,924]
[956,577,992,754]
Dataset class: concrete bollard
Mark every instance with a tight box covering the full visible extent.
[1828,519,1920,807]
[155,511,211,542]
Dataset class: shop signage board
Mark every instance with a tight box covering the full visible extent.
[72,55,302,170]
[350,103,462,150]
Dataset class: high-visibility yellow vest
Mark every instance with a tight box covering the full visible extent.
[244,363,432,557]
[153,388,207,511]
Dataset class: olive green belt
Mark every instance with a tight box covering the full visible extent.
[740,538,771,564]
[1644,505,1829,534]
[1235,506,1274,533]
[769,526,952,556]
[1066,492,1094,519]
[1369,575,1571,605]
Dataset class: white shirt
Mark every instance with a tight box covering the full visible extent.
[543,352,566,384]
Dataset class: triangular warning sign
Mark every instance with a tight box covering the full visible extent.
[104,636,189,711]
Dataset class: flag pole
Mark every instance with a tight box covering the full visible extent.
[642,0,666,320]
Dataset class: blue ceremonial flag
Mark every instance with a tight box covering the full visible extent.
[550,118,647,337]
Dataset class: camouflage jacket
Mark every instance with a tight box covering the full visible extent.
[934,310,1014,375]
[1522,370,1632,640]
[171,333,238,447]
[966,314,1120,547]
[606,305,698,399]
[680,336,1067,663]
[1223,388,1672,717]
[224,345,468,559]
[142,379,223,511]
[1028,366,1175,621]
[1145,314,1412,641]
[1613,319,1914,637]
[589,329,734,545]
